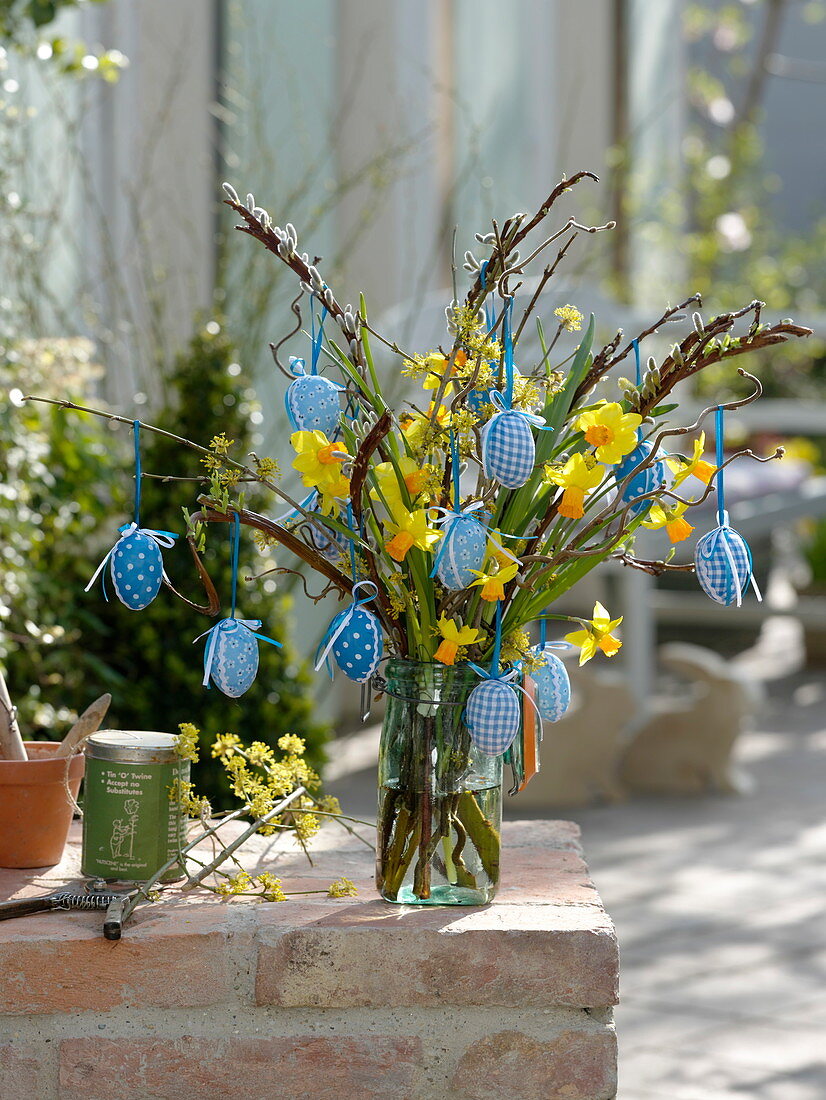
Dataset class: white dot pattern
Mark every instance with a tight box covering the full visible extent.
[330,606,383,683]
[110,532,164,611]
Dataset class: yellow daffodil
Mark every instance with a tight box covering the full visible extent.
[565,601,623,665]
[384,508,443,562]
[434,614,483,665]
[577,402,642,465]
[487,529,521,568]
[544,453,604,519]
[370,458,431,518]
[642,500,695,543]
[669,433,716,488]
[468,561,519,602]
[291,431,350,505]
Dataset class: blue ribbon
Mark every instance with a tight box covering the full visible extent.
[716,405,726,526]
[311,304,329,375]
[133,421,142,525]
[632,339,643,443]
[503,299,515,408]
[229,512,241,618]
[346,501,358,580]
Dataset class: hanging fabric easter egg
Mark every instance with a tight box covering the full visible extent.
[429,435,490,590]
[481,395,546,489]
[464,678,522,756]
[529,644,571,723]
[315,581,383,683]
[283,306,343,437]
[200,618,261,697]
[85,423,177,610]
[695,406,762,608]
[614,440,667,517]
[285,357,344,437]
[196,515,283,698]
[108,525,170,610]
[479,304,549,489]
[432,509,488,589]
[695,520,758,606]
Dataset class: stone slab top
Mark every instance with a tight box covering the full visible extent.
[0,819,619,1013]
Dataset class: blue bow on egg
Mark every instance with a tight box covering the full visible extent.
[85,422,178,610]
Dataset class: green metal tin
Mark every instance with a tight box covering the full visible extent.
[81,731,188,883]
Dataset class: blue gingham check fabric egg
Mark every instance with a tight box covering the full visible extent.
[695,524,754,606]
[482,410,536,489]
[464,678,521,756]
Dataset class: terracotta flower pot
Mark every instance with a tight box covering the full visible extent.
[0,742,84,869]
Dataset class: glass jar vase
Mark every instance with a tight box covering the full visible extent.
[376,660,502,905]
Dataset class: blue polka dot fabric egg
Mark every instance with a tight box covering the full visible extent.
[435,513,487,590]
[530,645,571,723]
[695,523,756,606]
[285,362,343,438]
[614,441,666,516]
[330,605,383,683]
[482,410,536,489]
[464,678,521,756]
[316,584,384,684]
[205,618,260,697]
[110,530,164,610]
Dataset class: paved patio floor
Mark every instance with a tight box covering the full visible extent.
[572,662,826,1099]
[327,623,826,1098]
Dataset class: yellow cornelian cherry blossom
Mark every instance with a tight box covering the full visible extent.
[642,500,695,544]
[564,602,623,665]
[400,402,451,447]
[290,430,350,509]
[468,561,519,602]
[384,508,443,563]
[576,402,641,465]
[669,433,716,488]
[370,458,431,518]
[422,349,466,391]
[544,453,605,519]
[434,614,483,665]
